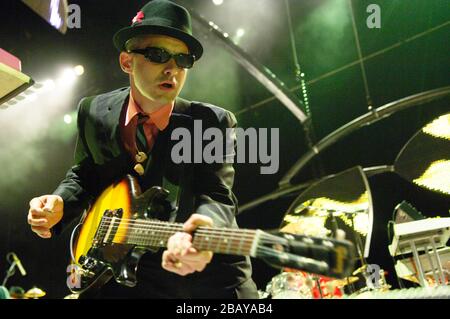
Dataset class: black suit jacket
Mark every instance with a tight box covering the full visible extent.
[53,87,257,298]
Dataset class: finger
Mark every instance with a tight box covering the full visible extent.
[178,251,213,263]
[162,251,178,264]
[28,215,48,227]
[162,251,196,276]
[31,225,50,233]
[29,197,45,210]
[183,214,213,233]
[43,196,58,212]
[29,208,47,218]
[172,260,195,276]
[31,226,52,238]
[167,232,192,255]
[176,258,209,273]
[178,262,195,276]
[38,231,52,239]
[162,252,183,273]
[192,261,208,272]
[199,251,213,263]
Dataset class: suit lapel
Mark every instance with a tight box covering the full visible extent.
[99,87,131,158]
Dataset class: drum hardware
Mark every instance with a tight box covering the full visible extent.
[264,166,376,299]
[24,286,46,299]
[265,271,314,299]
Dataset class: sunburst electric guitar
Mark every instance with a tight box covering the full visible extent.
[67,175,356,295]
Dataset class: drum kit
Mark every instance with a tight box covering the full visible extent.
[260,113,450,299]
[258,166,383,299]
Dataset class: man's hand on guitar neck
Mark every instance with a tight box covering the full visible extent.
[162,214,214,276]
[28,195,64,239]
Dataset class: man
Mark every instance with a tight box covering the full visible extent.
[27,0,258,299]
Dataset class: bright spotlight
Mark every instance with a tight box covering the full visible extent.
[236,28,245,38]
[64,114,73,124]
[41,79,56,91]
[212,0,224,5]
[73,65,85,76]
[24,94,37,103]
[58,68,77,87]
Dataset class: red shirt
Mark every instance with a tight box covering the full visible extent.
[120,90,174,160]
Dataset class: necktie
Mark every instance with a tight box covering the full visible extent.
[136,122,148,152]
[134,114,150,176]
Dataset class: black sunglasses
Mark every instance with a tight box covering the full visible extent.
[128,47,195,69]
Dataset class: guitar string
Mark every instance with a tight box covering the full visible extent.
[103,232,256,248]
[96,230,283,253]
[96,216,260,235]
[96,229,255,242]
[97,216,260,233]
[110,238,256,254]
[95,228,258,244]
[85,218,287,252]
[94,223,281,246]
[95,222,258,239]
[94,223,260,252]
[94,220,278,244]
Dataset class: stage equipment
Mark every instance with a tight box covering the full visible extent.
[394,113,450,196]
[389,202,450,287]
[188,9,308,124]
[24,287,46,299]
[282,166,374,260]
[241,108,450,214]
[345,285,450,299]
[266,166,374,298]
[279,87,450,189]
[2,252,27,286]
[0,49,34,108]
[21,0,69,34]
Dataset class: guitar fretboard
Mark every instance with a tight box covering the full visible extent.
[98,218,259,257]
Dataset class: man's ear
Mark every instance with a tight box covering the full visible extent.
[119,52,133,74]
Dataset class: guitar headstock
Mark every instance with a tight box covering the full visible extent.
[254,231,356,279]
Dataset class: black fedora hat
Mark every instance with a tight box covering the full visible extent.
[113,0,203,60]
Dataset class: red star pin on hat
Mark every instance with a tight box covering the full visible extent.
[132,11,145,24]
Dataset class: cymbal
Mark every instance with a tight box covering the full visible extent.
[283,166,374,261]
[24,287,46,299]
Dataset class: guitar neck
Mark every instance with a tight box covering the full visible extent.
[113,219,260,257]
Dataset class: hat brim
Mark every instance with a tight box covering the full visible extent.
[113,25,203,60]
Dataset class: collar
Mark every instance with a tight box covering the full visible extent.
[125,89,174,131]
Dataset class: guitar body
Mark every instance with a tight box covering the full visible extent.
[69,176,169,295]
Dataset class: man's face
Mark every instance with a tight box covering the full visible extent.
[123,34,190,105]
